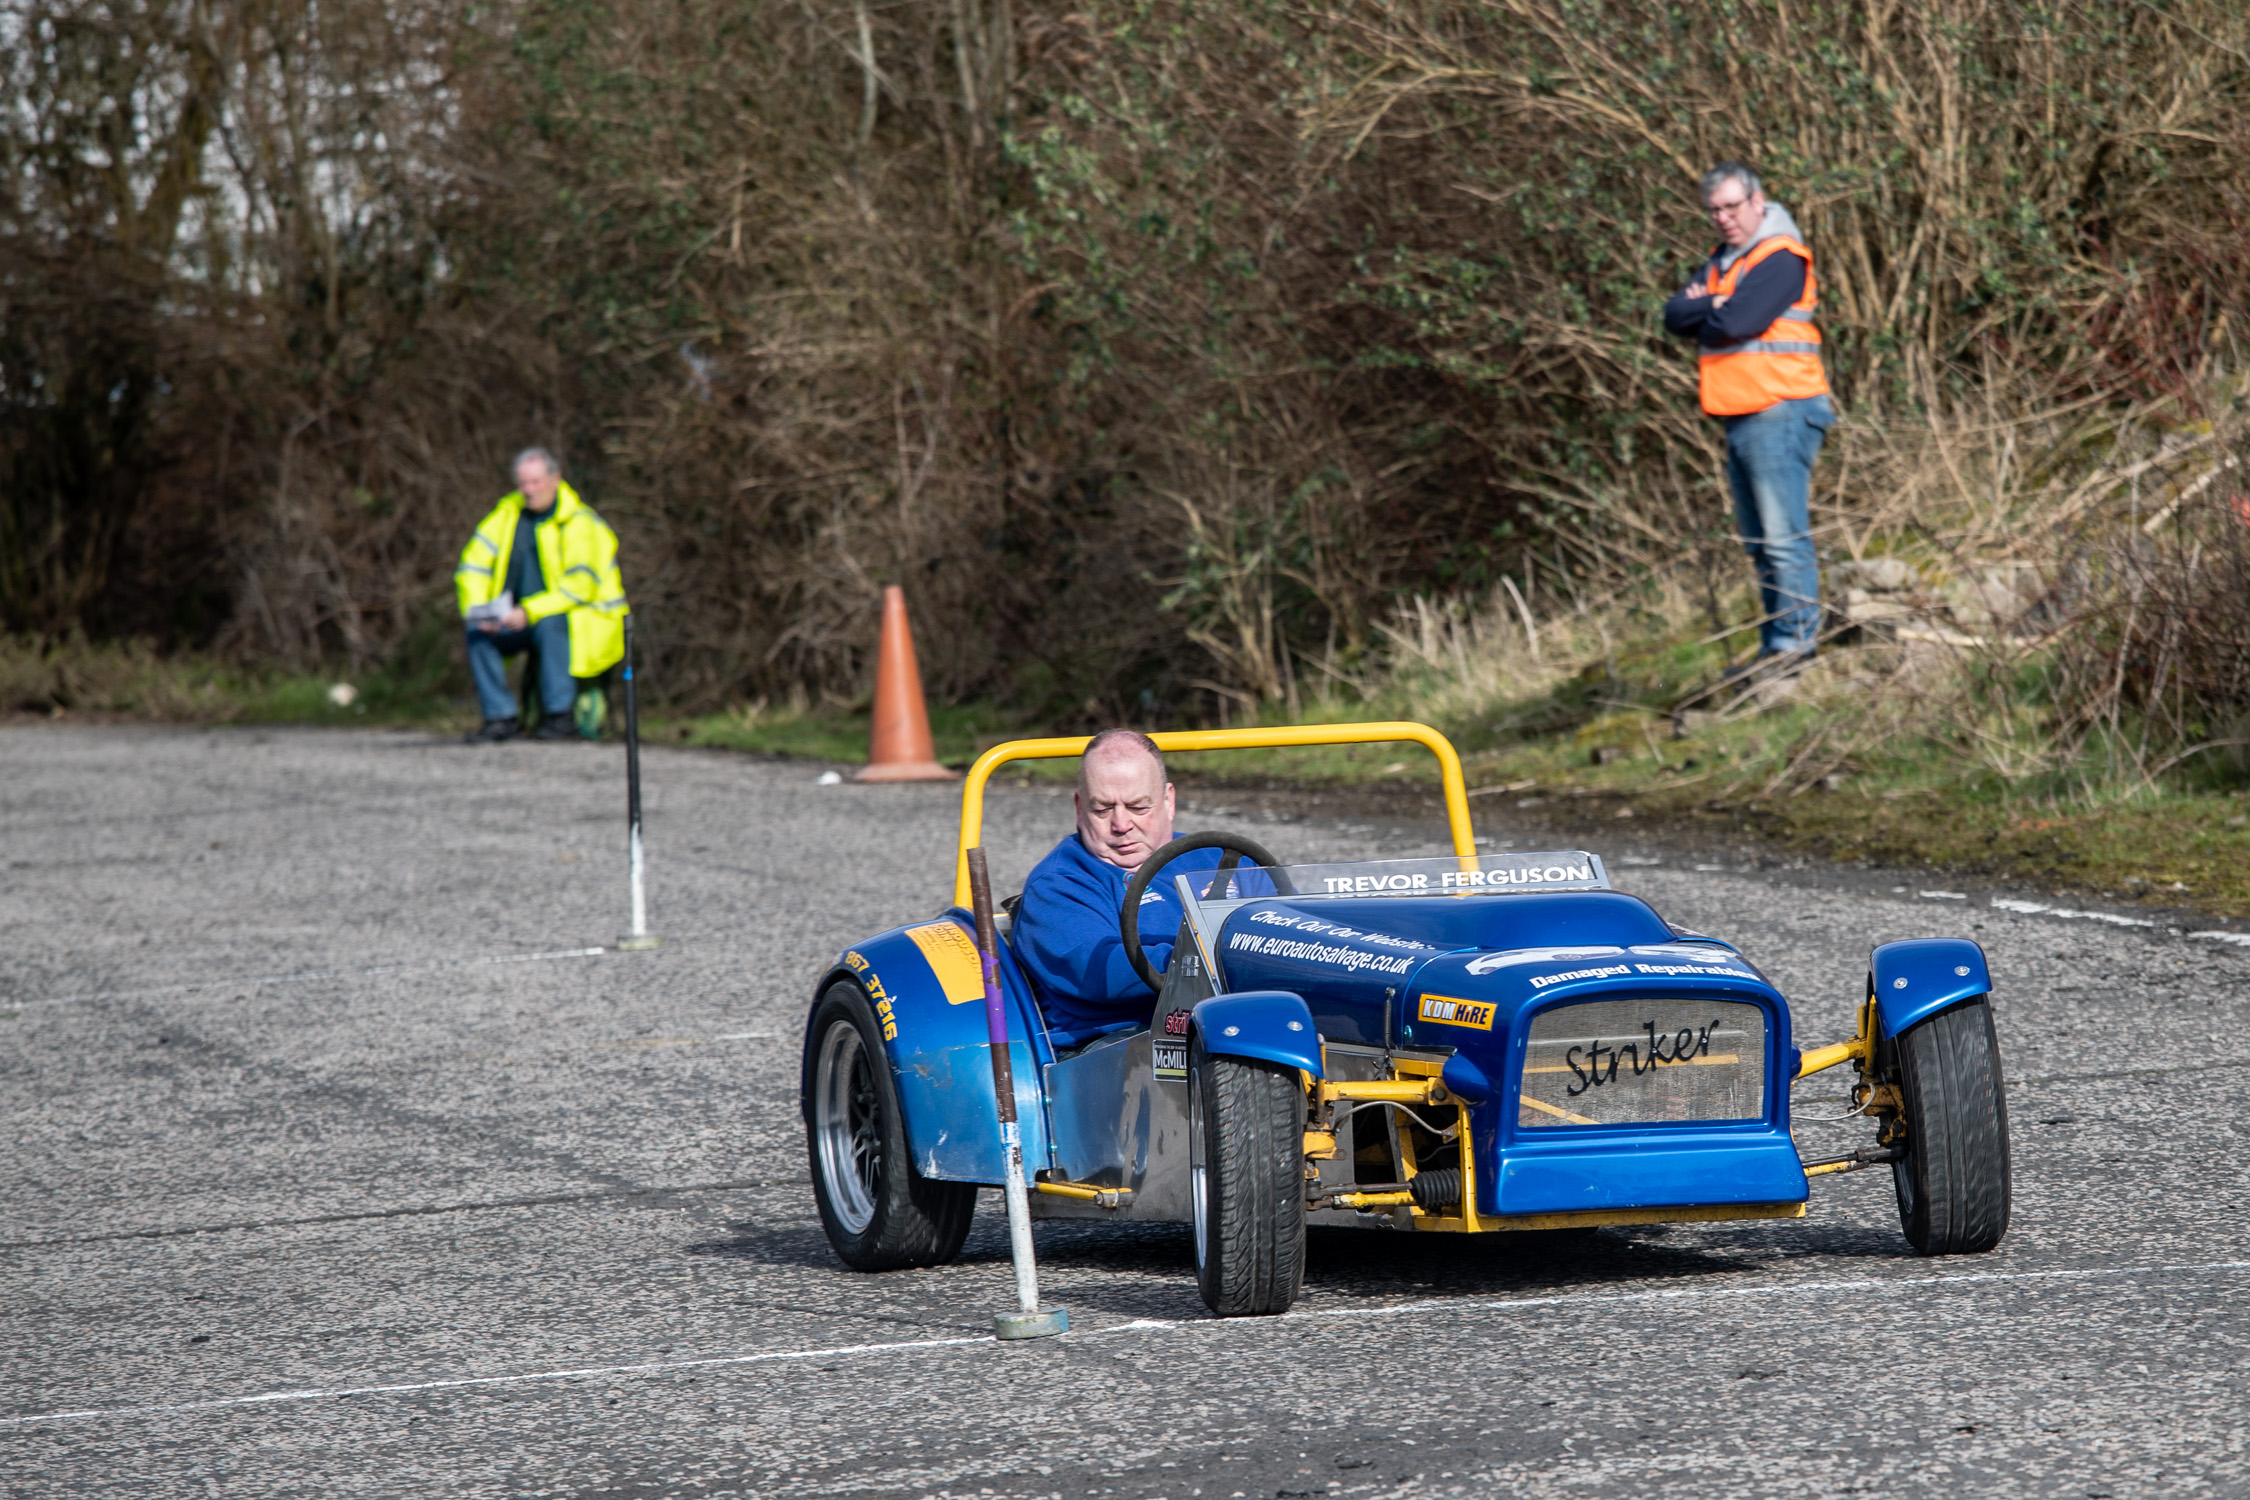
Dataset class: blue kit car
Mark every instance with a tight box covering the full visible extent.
[802,724,2011,1316]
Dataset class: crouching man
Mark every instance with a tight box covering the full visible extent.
[456,448,629,742]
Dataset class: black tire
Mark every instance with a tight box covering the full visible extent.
[1188,1033,1306,1315]
[803,980,975,1270]
[1891,996,2012,1256]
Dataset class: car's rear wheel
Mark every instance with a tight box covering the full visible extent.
[1890,996,2011,1256]
[805,980,975,1270]
[1188,1033,1306,1316]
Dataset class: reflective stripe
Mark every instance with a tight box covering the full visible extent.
[564,564,599,581]
[469,533,499,556]
[1704,341,1824,357]
[1696,231,1828,415]
[456,563,494,578]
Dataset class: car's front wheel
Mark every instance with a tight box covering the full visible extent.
[1188,1033,1306,1316]
[804,980,975,1270]
[1890,996,2011,1255]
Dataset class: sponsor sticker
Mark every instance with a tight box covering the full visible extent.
[1246,909,1430,952]
[859,968,900,1041]
[1629,961,1757,981]
[1154,1037,1187,1081]
[1465,947,1624,976]
[1311,861,1597,894]
[904,921,987,1006]
[1225,929,1418,977]
[1527,963,1636,989]
[1417,993,1496,1030]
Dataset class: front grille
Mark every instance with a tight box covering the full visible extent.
[1518,997,1767,1128]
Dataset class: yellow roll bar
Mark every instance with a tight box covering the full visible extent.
[952,721,1478,909]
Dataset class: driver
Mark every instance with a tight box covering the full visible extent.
[1013,729,1264,1047]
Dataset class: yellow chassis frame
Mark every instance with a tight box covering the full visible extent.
[960,720,1870,1227]
[1791,992,1888,1176]
[953,720,1476,909]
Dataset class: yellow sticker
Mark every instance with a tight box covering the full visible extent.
[1418,993,1497,1030]
[905,922,988,1006]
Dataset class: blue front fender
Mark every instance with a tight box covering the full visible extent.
[1192,991,1324,1078]
[1872,937,1992,1037]
[810,911,1053,1185]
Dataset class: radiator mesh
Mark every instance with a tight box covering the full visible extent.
[1519,998,1767,1128]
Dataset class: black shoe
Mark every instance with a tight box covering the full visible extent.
[465,717,521,743]
[530,717,579,741]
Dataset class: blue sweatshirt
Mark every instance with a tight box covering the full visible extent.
[1013,835,1271,1045]
[1662,249,1806,348]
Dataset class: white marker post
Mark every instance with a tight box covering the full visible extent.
[617,615,659,952]
[967,846,1066,1339]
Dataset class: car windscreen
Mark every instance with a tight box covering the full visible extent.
[1226,851,1610,901]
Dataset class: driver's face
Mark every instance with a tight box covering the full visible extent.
[1075,747,1175,872]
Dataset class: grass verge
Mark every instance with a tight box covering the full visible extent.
[11,630,2245,919]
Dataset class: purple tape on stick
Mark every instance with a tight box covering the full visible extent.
[965,847,1018,1125]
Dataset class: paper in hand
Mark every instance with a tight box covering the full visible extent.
[466,591,514,625]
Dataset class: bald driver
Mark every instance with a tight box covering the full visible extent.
[1012,729,1269,1050]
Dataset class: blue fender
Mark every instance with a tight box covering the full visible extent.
[1439,1050,1494,1106]
[1872,938,1992,1038]
[811,911,1053,1185]
[1192,991,1324,1078]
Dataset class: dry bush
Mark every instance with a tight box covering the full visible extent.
[1364,377,2250,803]
[0,632,241,717]
[2042,429,2250,782]
[4,0,2249,723]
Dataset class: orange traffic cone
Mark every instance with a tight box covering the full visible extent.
[853,585,959,782]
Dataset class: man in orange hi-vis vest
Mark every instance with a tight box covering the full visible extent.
[1664,161,1835,676]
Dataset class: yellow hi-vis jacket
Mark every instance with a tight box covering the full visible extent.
[455,482,628,679]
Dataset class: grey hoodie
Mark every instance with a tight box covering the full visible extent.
[1714,201,1806,274]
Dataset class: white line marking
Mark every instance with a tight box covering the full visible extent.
[2188,930,2250,948]
[2,1334,989,1426]
[1300,1257,2250,1322]
[17,948,612,1009]
[1918,890,1967,900]
[10,1258,2246,1428]
[1988,897,2157,928]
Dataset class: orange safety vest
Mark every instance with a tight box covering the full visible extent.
[1697,234,1828,417]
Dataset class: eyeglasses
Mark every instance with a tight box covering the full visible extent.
[1706,196,1755,220]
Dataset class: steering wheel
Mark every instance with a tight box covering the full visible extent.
[1119,831,1296,994]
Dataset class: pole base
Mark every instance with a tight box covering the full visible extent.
[615,934,662,951]
[993,1306,1069,1340]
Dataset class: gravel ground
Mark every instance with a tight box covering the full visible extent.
[2,724,2245,1497]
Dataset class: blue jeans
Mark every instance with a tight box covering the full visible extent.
[467,614,574,722]
[1724,394,1834,656]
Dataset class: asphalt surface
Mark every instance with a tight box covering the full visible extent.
[2,725,2246,1498]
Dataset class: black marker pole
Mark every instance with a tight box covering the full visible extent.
[618,614,659,951]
